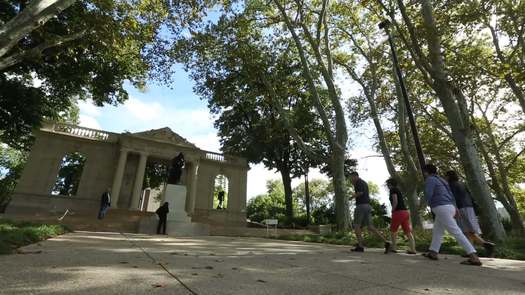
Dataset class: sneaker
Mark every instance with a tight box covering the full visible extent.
[384,242,391,254]
[351,246,365,252]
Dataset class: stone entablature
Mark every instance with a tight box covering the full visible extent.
[7,122,249,230]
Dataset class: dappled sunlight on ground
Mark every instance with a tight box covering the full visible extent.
[1,231,524,294]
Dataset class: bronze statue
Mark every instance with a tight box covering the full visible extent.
[167,153,185,184]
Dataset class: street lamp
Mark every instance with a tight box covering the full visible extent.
[379,20,426,173]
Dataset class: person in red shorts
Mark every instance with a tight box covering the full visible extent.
[386,178,416,254]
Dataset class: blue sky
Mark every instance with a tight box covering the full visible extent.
[78,64,391,202]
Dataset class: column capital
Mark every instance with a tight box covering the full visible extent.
[120,147,131,153]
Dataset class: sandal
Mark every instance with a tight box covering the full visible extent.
[422,251,438,260]
[460,259,482,266]
[406,250,416,255]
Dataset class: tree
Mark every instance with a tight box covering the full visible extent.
[269,0,351,230]
[0,0,210,149]
[373,0,507,240]
[0,144,26,212]
[176,13,328,223]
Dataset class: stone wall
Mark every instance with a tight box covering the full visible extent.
[7,130,118,214]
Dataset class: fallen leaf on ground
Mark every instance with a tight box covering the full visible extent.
[152,284,165,288]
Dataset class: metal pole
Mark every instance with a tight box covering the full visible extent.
[379,20,426,172]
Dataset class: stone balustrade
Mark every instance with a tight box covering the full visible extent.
[43,122,117,142]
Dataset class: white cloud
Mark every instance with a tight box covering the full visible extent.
[78,99,102,117]
[79,114,101,130]
[124,97,163,121]
[247,163,280,199]
[189,132,221,153]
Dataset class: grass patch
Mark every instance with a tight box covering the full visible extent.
[273,229,525,260]
[0,219,70,254]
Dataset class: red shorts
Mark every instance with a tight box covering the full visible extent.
[391,210,412,234]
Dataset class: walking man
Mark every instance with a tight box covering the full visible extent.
[386,178,416,254]
[349,172,390,253]
[98,188,111,220]
[422,164,482,265]
[156,202,169,235]
[445,170,495,257]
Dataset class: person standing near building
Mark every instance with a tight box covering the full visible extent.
[386,178,416,254]
[422,164,482,265]
[445,170,495,257]
[98,188,111,219]
[349,172,391,253]
[156,202,169,235]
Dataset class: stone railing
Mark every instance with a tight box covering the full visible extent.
[203,151,247,166]
[205,152,226,162]
[43,122,117,142]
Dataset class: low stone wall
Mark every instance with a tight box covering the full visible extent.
[210,226,317,238]
[6,193,99,216]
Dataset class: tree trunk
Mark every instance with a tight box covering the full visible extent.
[420,0,506,241]
[473,124,525,234]
[392,53,424,229]
[305,172,311,225]
[0,0,76,59]
[280,168,294,223]
[332,149,350,231]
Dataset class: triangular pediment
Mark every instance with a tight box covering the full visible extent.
[131,127,198,149]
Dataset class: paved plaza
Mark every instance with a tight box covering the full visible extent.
[1,232,524,294]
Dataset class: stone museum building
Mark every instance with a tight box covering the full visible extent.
[6,122,249,235]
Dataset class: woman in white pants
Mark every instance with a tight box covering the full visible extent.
[422,164,482,266]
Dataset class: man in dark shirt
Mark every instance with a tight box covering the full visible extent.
[97,188,111,220]
[349,172,390,253]
[386,178,416,254]
[446,170,495,257]
[156,202,169,235]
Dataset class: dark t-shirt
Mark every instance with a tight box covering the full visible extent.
[354,179,370,205]
[389,187,407,211]
[449,181,473,209]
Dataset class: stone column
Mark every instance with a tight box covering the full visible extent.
[110,148,129,208]
[130,152,148,210]
[188,161,200,215]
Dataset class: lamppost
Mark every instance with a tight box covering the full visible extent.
[379,20,426,173]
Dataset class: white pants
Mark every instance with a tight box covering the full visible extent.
[430,205,476,254]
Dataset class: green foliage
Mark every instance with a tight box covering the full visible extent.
[51,152,86,196]
[143,162,168,190]
[0,145,26,212]
[0,0,211,149]
[0,219,70,254]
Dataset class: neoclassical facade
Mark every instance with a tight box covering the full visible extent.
[7,122,248,229]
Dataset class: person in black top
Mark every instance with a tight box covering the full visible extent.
[446,170,495,257]
[386,178,416,254]
[98,188,111,220]
[217,191,225,209]
[349,172,390,253]
[156,202,169,235]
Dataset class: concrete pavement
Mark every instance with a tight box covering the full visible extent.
[1,231,524,294]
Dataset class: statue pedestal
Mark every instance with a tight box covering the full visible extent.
[138,184,209,236]
[163,184,191,223]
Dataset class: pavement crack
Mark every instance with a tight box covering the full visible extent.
[120,233,198,295]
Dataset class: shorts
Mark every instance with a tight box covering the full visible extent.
[353,204,372,228]
[457,207,482,234]
[390,210,412,234]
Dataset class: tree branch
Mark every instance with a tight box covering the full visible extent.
[0,0,76,59]
[0,30,85,71]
